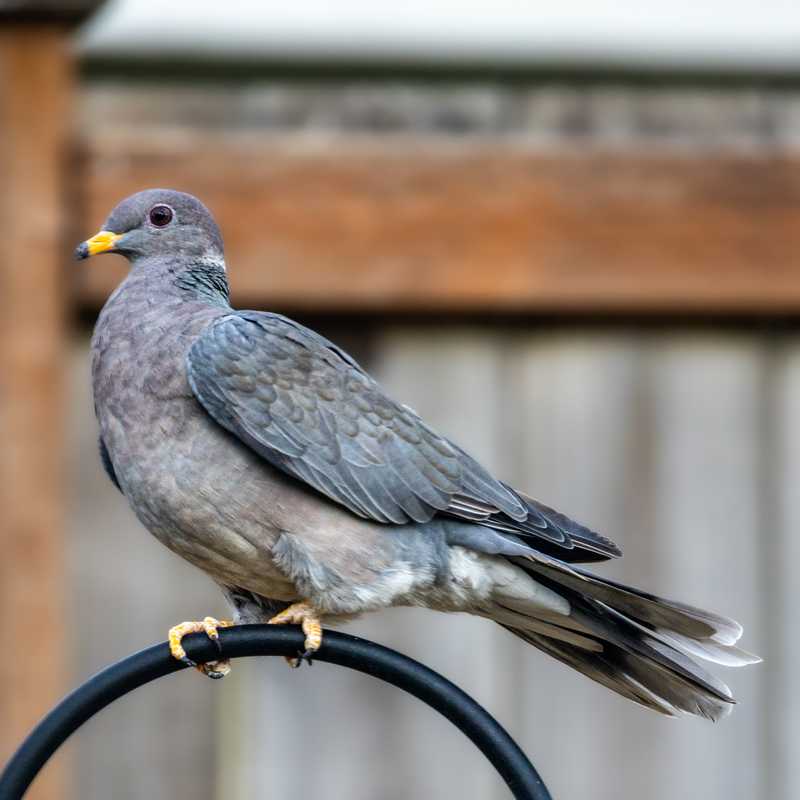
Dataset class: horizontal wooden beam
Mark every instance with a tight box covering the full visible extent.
[77,135,800,314]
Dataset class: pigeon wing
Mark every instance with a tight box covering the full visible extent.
[186,311,619,559]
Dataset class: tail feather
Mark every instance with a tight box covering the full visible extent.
[618,647,735,720]
[653,630,760,667]
[487,606,603,652]
[489,553,759,720]
[517,552,743,645]
[504,623,735,721]
[502,624,675,715]
[567,598,734,702]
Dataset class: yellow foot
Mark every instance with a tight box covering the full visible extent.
[168,616,233,679]
[267,601,323,667]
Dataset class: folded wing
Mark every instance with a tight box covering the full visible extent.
[187,312,620,561]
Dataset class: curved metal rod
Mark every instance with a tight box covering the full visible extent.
[0,625,552,800]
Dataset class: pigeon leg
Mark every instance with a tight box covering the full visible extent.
[168,616,233,679]
[267,601,323,667]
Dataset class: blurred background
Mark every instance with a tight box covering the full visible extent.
[1,1,799,798]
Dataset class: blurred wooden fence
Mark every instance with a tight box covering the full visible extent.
[62,82,800,800]
[2,5,800,799]
[70,325,794,800]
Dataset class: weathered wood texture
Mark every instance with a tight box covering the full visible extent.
[768,343,800,800]
[78,135,800,313]
[0,26,72,800]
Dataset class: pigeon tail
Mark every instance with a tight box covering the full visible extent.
[488,554,759,721]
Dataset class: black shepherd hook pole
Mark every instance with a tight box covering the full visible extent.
[0,625,552,800]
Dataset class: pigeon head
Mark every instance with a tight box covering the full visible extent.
[75,189,224,264]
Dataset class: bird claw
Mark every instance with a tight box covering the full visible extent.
[199,660,232,679]
[286,649,315,668]
[168,617,233,679]
[268,601,323,668]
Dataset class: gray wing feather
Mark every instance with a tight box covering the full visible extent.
[187,312,620,559]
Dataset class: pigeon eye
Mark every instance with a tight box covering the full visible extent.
[148,205,173,227]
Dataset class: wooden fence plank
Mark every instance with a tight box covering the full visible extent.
[768,341,800,800]
[0,26,72,800]
[77,135,800,314]
[506,332,645,800]
[641,336,766,800]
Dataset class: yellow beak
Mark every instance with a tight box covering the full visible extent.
[75,230,122,260]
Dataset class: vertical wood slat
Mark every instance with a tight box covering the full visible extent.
[507,333,644,800]
[769,342,800,800]
[0,26,72,800]
[642,337,766,800]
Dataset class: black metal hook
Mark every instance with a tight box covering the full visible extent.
[0,625,553,800]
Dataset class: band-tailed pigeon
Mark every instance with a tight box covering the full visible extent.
[76,189,759,719]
